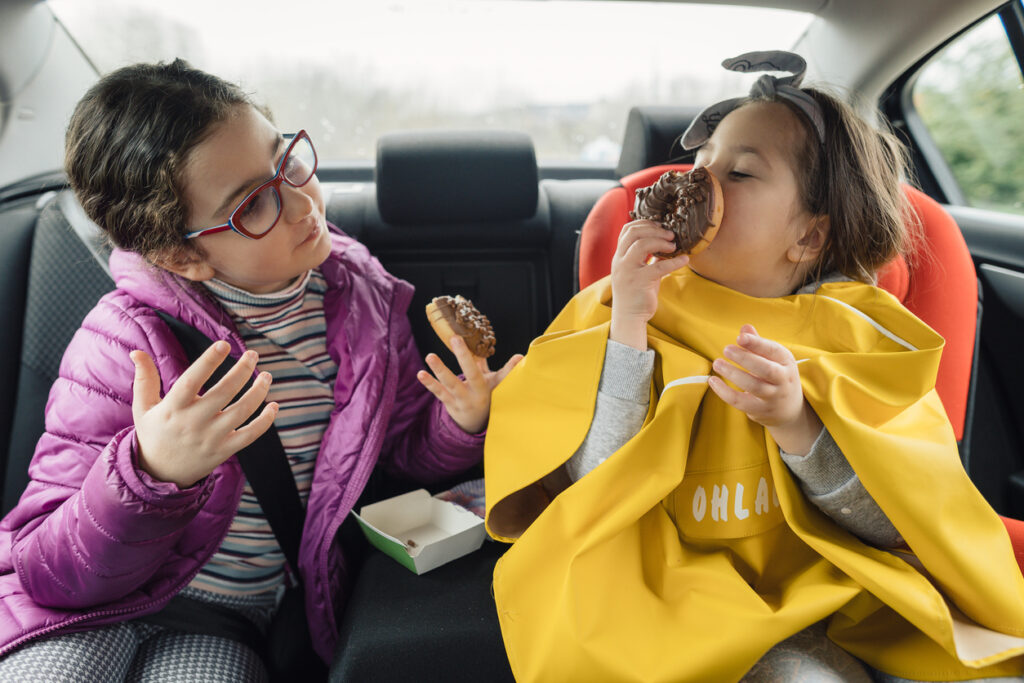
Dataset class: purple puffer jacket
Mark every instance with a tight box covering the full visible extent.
[0,228,483,663]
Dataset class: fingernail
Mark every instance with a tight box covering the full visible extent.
[214,340,229,353]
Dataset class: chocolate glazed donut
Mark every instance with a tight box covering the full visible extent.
[630,167,724,257]
[425,295,496,358]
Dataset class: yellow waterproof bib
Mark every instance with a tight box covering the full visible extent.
[485,270,1024,683]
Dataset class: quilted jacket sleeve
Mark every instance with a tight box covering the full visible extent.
[3,295,212,609]
[377,312,484,483]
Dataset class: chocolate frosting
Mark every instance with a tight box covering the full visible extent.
[630,167,718,256]
[433,295,496,358]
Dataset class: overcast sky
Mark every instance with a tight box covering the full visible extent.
[52,0,812,107]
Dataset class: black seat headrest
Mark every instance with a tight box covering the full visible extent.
[615,106,702,178]
[376,130,538,225]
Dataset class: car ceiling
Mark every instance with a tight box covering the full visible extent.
[609,0,1007,103]
[0,0,1013,141]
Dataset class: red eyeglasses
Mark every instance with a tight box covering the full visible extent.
[185,130,318,240]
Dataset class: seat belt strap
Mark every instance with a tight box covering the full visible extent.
[155,311,306,576]
[53,189,305,574]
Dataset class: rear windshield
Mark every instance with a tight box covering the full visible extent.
[49,0,813,164]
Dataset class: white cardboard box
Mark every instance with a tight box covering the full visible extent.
[352,489,486,574]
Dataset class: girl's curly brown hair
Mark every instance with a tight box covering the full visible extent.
[65,59,255,265]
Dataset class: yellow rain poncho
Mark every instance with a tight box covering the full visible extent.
[484,270,1024,682]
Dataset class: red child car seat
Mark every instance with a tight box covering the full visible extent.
[576,163,1024,571]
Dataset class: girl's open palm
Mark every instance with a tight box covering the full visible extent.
[130,341,279,488]
[417,336,523,435]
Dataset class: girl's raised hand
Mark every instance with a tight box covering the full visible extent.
[416,336,523,434]
[130,342,279,488]
[610,220,689,350]
[708,324,823,455]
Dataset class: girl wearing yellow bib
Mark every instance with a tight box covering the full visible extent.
[484,52,1024,683]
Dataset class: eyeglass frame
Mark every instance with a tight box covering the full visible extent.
[183,130,318,241]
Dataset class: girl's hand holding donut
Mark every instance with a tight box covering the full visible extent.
[416,336,522,435]
[610,220,690,350]
[130,341,279,488]
[708,324,823,455]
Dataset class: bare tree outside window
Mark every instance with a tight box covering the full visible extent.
[913,12,1024,215]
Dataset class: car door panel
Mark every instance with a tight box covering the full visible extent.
[950,206,1024,517]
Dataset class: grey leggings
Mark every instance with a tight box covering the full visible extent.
[0,588,276,683]
[741,621,1024,683]
[0,621,268,683]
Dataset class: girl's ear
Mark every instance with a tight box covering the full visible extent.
[153,248,216,282]
[788,215,830,264]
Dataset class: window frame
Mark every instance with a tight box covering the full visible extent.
[881,0,1024,208]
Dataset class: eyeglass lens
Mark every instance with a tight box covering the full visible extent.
[235,136,317,236]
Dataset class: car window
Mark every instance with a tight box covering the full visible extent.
[911,6,1024,215]
[48,0,812,165]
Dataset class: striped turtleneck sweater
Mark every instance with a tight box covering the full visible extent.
[191,269,337,597]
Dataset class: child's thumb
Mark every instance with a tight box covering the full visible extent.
[129,350,161,417]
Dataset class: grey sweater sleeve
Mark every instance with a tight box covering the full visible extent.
[780,430,903,548]
[564,339,903,550]
[565,340,654,482]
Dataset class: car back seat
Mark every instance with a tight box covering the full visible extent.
[328,129,614,363]
[0,194,40,504]
[0,135,616,679]
[1,188,115,514]
[614,105,702,178]
[1,130,617,512]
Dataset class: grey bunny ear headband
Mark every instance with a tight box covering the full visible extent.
[680,50,825,150]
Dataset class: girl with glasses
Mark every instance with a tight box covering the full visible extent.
[0,59,520,681]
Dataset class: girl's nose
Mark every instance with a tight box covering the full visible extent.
[281,181,316,223]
